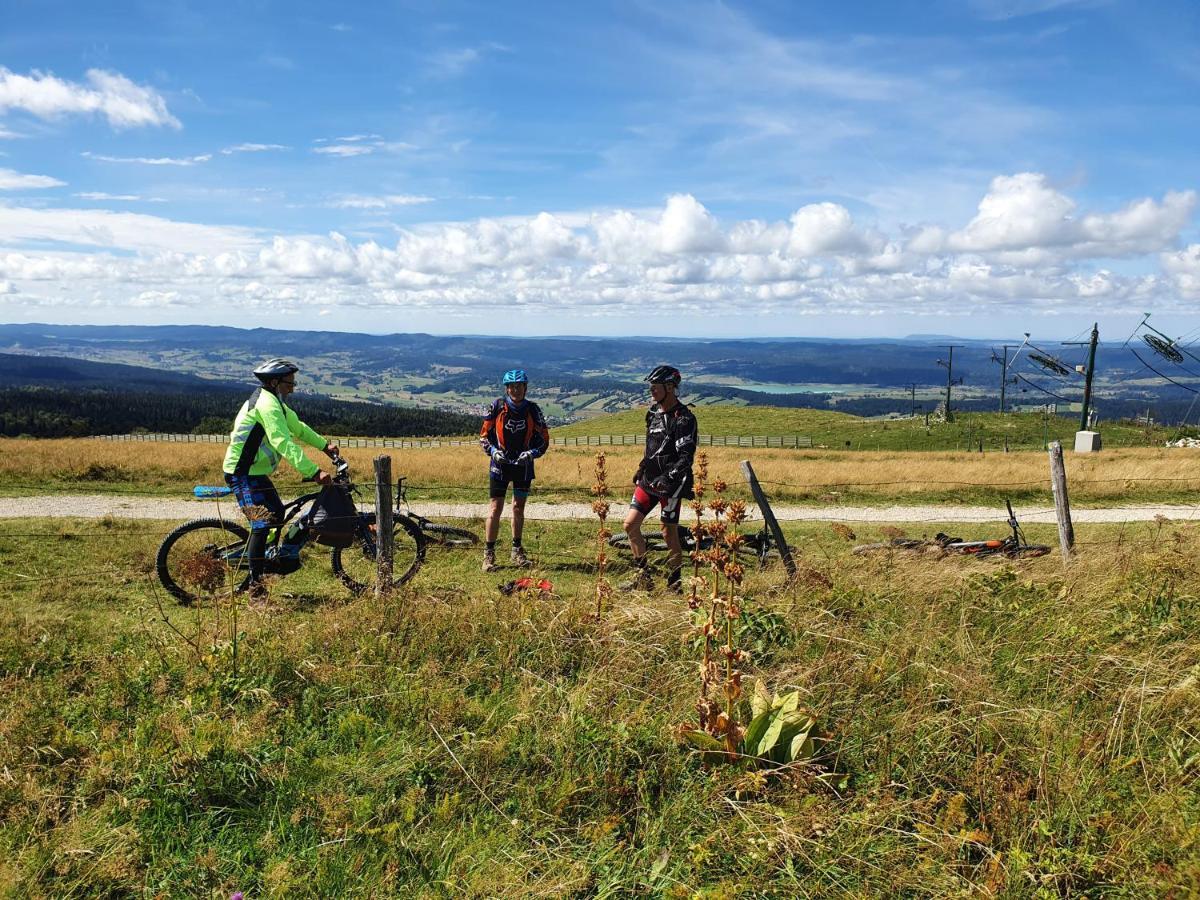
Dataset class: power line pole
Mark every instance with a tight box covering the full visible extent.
[906,383,918,417]
[937,346,963,421]
[992,344,1020,413]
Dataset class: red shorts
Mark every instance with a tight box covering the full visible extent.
[630,484,683,525]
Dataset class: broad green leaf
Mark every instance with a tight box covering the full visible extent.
[755,706,790,757]
[751,678,772,719]
[742,708,773,756]
[773,690,801,714]
[770,715,815,763]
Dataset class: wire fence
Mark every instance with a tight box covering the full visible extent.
[91,432,818,449]
[87,430,1178,452]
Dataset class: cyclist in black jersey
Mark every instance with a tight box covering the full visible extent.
[623,364,697,592]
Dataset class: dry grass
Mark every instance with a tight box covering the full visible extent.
[3,438,1200,506]
[3,515,1200,894]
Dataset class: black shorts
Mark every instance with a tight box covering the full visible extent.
[489,465,533,500]
[630,483,685,526]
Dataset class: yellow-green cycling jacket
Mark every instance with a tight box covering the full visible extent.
[222,387,326,478]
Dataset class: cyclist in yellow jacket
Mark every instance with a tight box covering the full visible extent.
[223,358,338,594]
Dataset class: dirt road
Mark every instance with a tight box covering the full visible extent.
[1,494,1196,524]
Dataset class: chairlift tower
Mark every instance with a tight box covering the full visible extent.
[1062,323,1100,451]
[936,346,964,422]
[991,344,1021,413]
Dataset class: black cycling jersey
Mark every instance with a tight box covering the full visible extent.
[636,401,698,495]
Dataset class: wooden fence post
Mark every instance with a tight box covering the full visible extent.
[1047,441,1074,561]
[739,460,797,578]
[374,455,394,597]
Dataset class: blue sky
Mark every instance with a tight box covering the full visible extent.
[0,0,1198,340]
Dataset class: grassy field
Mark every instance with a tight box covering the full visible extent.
[4,437,1200,508]
[556,408,1179,452]
[3,512,1199,895]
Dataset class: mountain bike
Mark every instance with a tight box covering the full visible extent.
[156,456,477,604]
[608,523,782,568]
[851,500,1051,560]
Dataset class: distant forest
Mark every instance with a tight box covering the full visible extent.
[0,387,478,439]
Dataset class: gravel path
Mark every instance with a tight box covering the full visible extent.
[1,494,1197,524]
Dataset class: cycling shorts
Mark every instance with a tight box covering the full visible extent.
[224,473,285,531]
[630,483,684,526]
[489,464,533,500]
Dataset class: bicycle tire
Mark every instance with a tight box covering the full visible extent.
[1005,544,1052,559]
[419,521,480,548]
[156,517,250,606]
[852,538,925,555]
[331,513,426,594]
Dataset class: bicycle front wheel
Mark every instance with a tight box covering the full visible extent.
[331,513,426,594]
[156,517,250,606]
[420,521,479,548]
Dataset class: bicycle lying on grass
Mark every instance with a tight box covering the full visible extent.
[851,500,1052,560]
[608,523,784,568]
[155,455,478,604]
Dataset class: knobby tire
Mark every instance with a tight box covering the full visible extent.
[156,517,250,606]
[331,512,426,593]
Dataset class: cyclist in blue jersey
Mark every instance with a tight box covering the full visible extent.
[479,369,550,572]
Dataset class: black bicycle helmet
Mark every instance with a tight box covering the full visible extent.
[253,358,300,382]
[645,364,681,386]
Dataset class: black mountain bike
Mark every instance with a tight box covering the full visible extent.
[156,456,477,604]
[608,523,782,568]
[851,500,1051,560]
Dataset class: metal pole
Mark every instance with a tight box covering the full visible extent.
[1079,323,1098,431]
[945,345,953,416]
[374,455,394,597]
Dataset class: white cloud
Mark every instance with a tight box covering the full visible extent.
[659,194,726,253]
[946,173,1196,259]
[0,176,1194,321]
[0,168,66,190]
[220,143,289,155]
[330,194,435,209]
[0,207,259,254]
[1162,244,1200,296]
[83,151,212,166]
[74,191,166,202]
[0,66,179,129]
[313,144,373,157]
[426,43,512,80]
[0,126,21,139]
[0,279,15,294]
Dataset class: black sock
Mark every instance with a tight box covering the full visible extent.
[667,567,682,587]
[512,538,522,548]
[633,556,647,569]
[486,541,496,552]
[247,529,269,581]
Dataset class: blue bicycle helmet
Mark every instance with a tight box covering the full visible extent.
[502,369,528,385]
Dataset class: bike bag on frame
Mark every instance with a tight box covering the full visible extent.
[305,483,358,548]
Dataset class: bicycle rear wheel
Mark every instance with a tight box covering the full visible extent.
[331,513,426,593]
[419,520,479,548]
[1005,544,1052,559]
[156,517,250,606]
